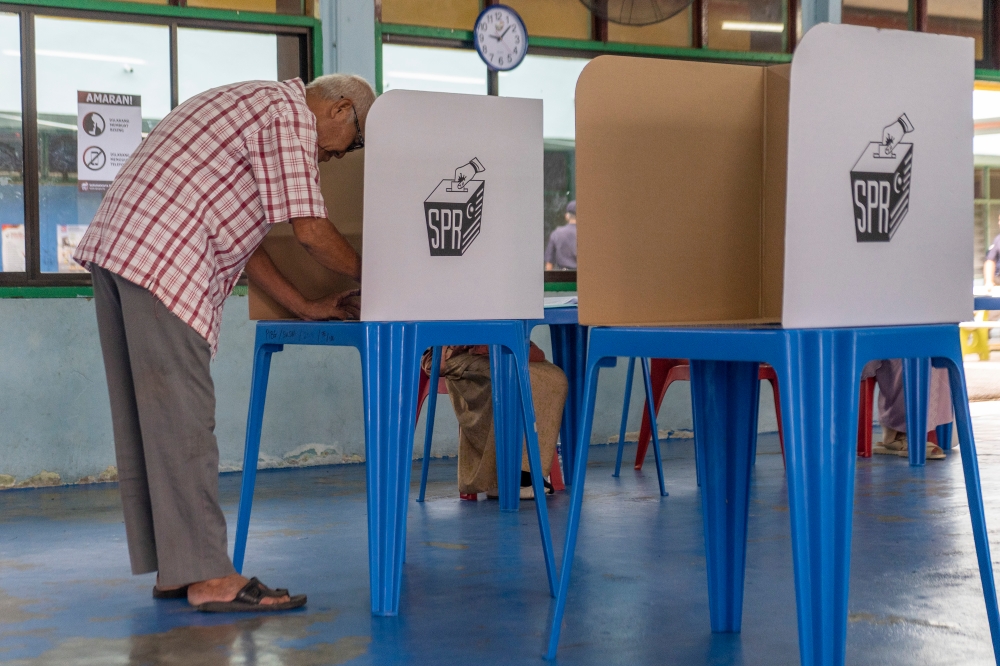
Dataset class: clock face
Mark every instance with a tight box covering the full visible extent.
[474,5,527,72]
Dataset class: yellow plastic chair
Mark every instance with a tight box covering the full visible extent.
[961,311,991,361]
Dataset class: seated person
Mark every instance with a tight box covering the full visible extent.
[422,343,567,499]
[863,359,951,460]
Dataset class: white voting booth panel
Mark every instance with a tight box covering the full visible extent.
[360,90,544,322]
[575,24,973,328]
[783,24,972,327]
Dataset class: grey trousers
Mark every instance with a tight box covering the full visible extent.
[92,265,235,587]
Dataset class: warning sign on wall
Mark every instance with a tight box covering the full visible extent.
[77,91,142,193]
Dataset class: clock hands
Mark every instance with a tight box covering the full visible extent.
[490,25,513,42]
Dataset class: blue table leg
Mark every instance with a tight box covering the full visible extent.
[510,346,557,596]
[417,346,443,503]
[689,360,759,632]
[937,421,953,451]
[362,322,421,616]
[640,358,667,497]
[614,357,636,477]
[546,356,607,660]
[549,323,588,486]
[903,357,931,466]
[778,329,859,666]
[937,355,1000,660]
[491,346,523,512]
[233,341,282,573]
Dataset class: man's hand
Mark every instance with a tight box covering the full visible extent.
[246,247,360,321]
[302,289,361,321]
[292,217,361,281]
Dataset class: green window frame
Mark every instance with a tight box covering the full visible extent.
[0,0,321,298]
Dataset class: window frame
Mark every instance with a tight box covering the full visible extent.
[0,0,320,290]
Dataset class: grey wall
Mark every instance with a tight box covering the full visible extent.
[319,0,376,84]
[0,295,777,486]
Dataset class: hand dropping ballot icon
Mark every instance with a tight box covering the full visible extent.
[424,157,485,256]
[851,113,914,242]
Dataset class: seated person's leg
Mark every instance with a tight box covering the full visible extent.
[869,359,949,460]
[519,361,569,494]
[422,345,568,498]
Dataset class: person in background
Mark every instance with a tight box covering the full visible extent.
[545,200,577,271]
[984,214,1000,292]
[422,344,567,500]
[864,360,951,460]
[74,73,374,613]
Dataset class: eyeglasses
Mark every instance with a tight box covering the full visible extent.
[336,104,364,157]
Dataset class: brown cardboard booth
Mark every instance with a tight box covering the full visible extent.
[575,24,972,329]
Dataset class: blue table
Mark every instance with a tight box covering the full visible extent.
[533,306,587,484]
[231,319,557,616]
[546,324,1000,665]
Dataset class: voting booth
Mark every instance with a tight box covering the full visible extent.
[545,24,1000,666]
[239,90,557,618]
[249,89,544,323]
[575,23,973,329]
[360,90,543,322]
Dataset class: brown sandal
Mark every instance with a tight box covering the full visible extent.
[195,577,305,613]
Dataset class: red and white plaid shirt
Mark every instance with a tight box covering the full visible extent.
[75,78,327,354]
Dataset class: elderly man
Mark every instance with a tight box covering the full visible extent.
[74,74,375,612]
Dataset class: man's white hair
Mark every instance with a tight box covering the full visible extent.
[306,74,376,126]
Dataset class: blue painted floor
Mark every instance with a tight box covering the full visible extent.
[1,433,999,665]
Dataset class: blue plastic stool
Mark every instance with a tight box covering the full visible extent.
[416,307,588,502]
[611,357,667,494]
[232,320,557,616]
[546,324,1000,666]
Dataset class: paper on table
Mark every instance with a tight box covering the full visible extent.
[544,296,578,308]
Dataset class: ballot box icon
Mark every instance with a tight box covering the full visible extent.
[850,114,914,242]
[424,158,485,256]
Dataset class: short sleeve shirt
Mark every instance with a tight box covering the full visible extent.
[988,234,1000,276]
[74,78,327,354]
[545,223,577,270]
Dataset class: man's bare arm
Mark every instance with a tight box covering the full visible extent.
[245,247,359,320]
[986,260,996,289]
[291,217,361,280]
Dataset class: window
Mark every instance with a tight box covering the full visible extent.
[1,5,314,286]
[500,55,588,267]
[975,84,1000,283]
[177,28,279,103]
[382,44,487,95]
[927,0,984,60]
[0,13,24,273]
[34,16,170,273]
[842,0,910,30]
[707,0,786,52]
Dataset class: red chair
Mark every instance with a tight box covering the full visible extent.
[630,360,878,471]
[415,362,565,499]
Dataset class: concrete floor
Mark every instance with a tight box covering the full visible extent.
[2,429,1000,665]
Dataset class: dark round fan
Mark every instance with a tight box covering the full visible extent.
[579,0,694,26]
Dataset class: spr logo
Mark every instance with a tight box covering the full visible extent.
[850,114,913,242]
[424,158,485,256]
